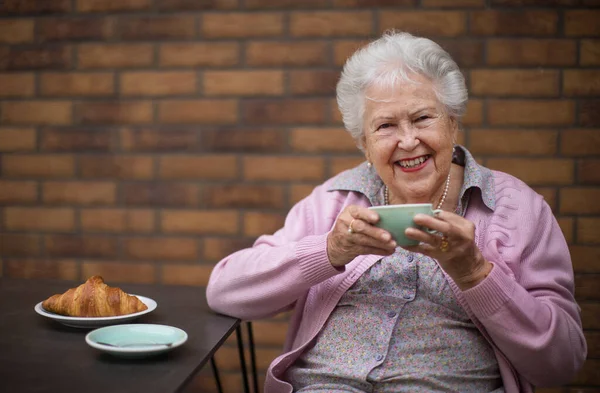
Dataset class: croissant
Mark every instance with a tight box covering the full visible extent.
[42,276,148,317]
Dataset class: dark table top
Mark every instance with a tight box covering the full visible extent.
[0,278,240,393]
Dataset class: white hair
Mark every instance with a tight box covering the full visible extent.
[336,31,468,150]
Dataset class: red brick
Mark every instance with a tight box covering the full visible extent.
[158,100,238,124]
[247,0,326,7]
[331,156,367,176]
[82,262,155,284]
[0,19,34,43]
[243,156,325,181]
[561,129,600,156]
[462,99,483,126]
[580,100,600,127]
[78,43,154,69]
[290,11,372,37]
[584,331,600,358]
[37,18,111,42]
[581,303,600,329]
[333,40,370,66]
[469,129,557,156]
[557,217,574,245]
[0,73,35,97]
[244,212,285,237]
[485,159,574,186]
[122,183,200,207]
[120,128,199,152]
[42,181,116,205]
[162,264,214,286]
[40,72,114,97]
[158,155,238,180]
[201,13,283,38]
[581,40,600,66]
[1,101,72,125]
[578,218,600,244]
[81,209,155,233]
[471,11,557,36]
[76,0,151,12]
[0,234,40,257]
[117,15,195,40]
[4,259,77,281]
[379,11,466,37]
[202,237,254,261]
[437,39,485,67]
[205,185,285,209]
[244,99,327,125]
[159,43,239,67]
[565,10,600,36]
[470,70,559,97]
[2,155,75,178]
[564,70,600,96]
[570,246,600,273]
[0,0,71,14]
[0,128,36,152]
[0,180,37,204]
[200,129,286,153]
[290,127,357,153]
[4,207,75,231]
[204,71,283,96]
[423,0,482,5]
[121,71,196,97]
[79,101,153,125]
[487,39,577,66]
[157,0,238,10]
[290,184,319,205]
[161,210,238,235]
[488,100,575,126]
[289,70,339,96]
[246,41,328,67]
[41,128,114,152]
[579,159,600,184]
[250,320,288,346]
[1,46,71,70]
[123,237,199,261]
[560,189,600,214]
[80,155,154,180]
[576,275,600,302]
[46,235,117,258]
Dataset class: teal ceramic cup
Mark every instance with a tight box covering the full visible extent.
[368,203,441,246]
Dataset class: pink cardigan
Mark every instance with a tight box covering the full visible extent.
[207,170,586,393]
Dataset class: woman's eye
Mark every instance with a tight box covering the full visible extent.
[416,115,430,121]
[378,123,392,130]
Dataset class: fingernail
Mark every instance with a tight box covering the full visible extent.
[390,241,397,248]
[381,233,390,241]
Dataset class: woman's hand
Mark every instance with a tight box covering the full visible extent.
[327,205,397,268]
[405,210,493,290]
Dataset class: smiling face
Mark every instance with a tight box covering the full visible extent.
[361,73,458,205]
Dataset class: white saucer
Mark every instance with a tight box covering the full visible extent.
[86,324,188,358]
[34,295,157,329]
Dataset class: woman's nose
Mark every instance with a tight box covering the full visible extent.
[396,128,420,150]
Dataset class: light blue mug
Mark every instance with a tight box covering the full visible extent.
[368,203,441,246]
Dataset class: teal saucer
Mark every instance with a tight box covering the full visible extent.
[86,324,188,358]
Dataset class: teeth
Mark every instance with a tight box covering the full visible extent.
[399,156,427,168]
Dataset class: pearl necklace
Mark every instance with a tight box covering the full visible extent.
[384,172,451,209]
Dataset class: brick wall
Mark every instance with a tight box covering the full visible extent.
[0,0,599,391]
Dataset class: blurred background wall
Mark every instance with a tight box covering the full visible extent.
[0,0,599,392]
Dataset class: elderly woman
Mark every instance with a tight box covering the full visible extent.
[206,31,586,393]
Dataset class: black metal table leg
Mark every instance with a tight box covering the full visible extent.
[246,321,259,393]
[210,356,223,393]
[236,324,250,393]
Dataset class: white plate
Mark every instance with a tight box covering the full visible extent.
[86,324,187,358]
[34,295,157,329]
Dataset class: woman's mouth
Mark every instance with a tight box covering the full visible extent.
[396,155,430,171]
